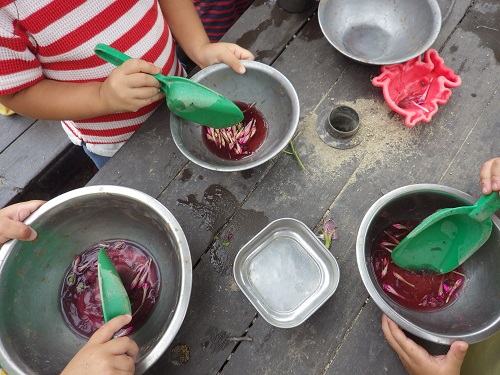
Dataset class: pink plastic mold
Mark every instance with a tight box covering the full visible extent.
[372,49,461,128]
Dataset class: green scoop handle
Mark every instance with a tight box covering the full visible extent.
[97,247,132,322]
[94,44,243,128]
[391,192,500,274]
[469,192,500,221]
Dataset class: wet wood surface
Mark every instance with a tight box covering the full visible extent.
[88,0,499,373]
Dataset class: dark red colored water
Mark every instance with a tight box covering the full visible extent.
[60,240,160,338]
[371,221,465,312]
[203,101,268,160]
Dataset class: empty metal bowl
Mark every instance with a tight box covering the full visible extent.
[318,0,442,65]
[0,186,192,375]
[170,61,299,172]
[356,184,500,344]
[234,218,340,328]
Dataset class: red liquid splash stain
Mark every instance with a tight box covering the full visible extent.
[60,240,160,338]
[371,221,465,312]
[202,101,267,160]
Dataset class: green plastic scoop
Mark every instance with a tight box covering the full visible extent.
[391,192,500,274]
[97,247,132,322]
[94,44,243,128]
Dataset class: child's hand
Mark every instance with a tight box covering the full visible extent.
[61,315,139,375]
[381,314,468,375]
[0,200,45,245]
[195,43,255,74]
[100,59,165,113]
[480,157,500,195]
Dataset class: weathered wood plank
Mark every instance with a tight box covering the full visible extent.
[222,0,317,63]
[0,120,72,207]
[0,114,35,153]
[434,0,473,49]
[86,104,189,197]
[324,299,408,375]
[154,163,276,262]
[272,12,363,120]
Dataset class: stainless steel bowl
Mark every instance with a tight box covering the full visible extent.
[318,0,442,65]
[170,61,299,172]
[234,218,340,328]
[356,184,500,344]
[0,186,192,374]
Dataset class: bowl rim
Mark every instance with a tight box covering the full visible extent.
[170,60,300,172]
[356,183,500,345]
[0,185,192,374]
[318,0,442,65]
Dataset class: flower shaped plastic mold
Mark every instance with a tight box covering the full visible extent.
[372,49,461,128]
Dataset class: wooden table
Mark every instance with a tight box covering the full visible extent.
[87,0,499,373]
[0,117,91,207]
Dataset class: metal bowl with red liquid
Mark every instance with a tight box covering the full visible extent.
[0,186,191,375]
[60,240,161,339]
[356,184,500,345]
[170,60,299,172]
[202,101,268,161]
[371,220,465,312]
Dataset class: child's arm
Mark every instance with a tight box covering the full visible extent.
[381,314,468,375]
[0,201,45,245]
[61,315,139,375]
[480,157,500,195]
[0,59,163,120]
[159,0,254,74]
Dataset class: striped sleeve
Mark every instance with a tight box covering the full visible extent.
[0,7,44,95]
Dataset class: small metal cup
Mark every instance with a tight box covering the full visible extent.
[325,106,359,139]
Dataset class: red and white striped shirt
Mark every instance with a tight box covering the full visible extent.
[0,0,185,157]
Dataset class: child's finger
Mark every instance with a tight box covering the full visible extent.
[385,315,431,367]
[89,315,132,344]
[222,53,246,74]
[127,73,162,90]
[106,336,140,359]
[381,314,409,363]
[4,200,45,221]
[232,46,255,62]
[480,158,494,194]
[446,341,468,369]
[110,354,136,374]
[479,158,500,194]
[120,58,162,76]
[489,158,500,191]
[0,218,37,243]
[128,87,164,101]
[215,45,247,74]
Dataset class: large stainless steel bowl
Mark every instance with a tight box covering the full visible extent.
[0,186,192,374]
[357,184,500,344]
[170,60,299,172]
[318,0,442,65]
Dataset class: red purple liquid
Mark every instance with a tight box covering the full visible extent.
[203,101,268,160]
[60,240,160,338]
[371,221,465,312]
